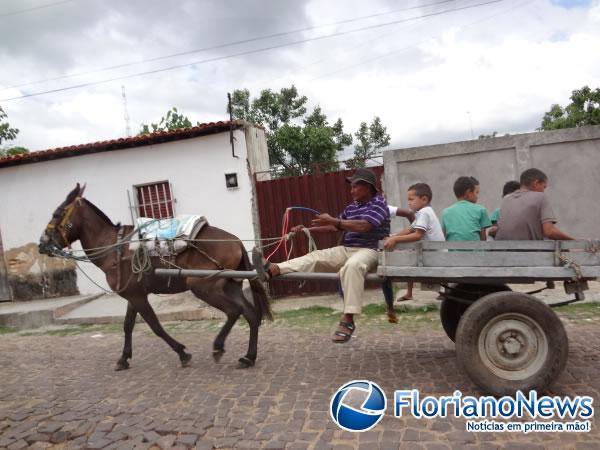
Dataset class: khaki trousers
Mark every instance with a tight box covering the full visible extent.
[277,246,378,314]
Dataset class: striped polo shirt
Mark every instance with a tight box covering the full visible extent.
[339,195,390,249]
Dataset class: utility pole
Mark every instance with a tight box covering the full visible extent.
[467,111,474,139]
[121,85,131,137]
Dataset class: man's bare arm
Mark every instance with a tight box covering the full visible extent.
[542,222,575,240]
[394,208,416,223]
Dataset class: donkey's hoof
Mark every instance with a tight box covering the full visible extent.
[237,356,255,369]
[115,360,129,371]
[180,352,192,367]
[212,349,225,363]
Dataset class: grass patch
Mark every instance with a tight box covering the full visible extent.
[269,302,442,333]
[361,303,439,316]
[555,302,600,321]
[0,325,17,334]
[275,305,337,320]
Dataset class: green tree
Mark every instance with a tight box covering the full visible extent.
[0,106,28,158]
[346,117,390,169]
[229,86,352,176]
[539,86,600,130]
[0,106,19,147]
[0,146,29,157]
[139,107,194,135]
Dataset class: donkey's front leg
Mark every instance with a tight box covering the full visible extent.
[115,302,137,371]
[131,294,192,367]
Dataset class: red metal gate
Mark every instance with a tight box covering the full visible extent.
[255,166,384,297]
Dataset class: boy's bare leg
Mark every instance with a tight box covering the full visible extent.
[399,281,414,301]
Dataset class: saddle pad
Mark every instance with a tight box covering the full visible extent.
[135,215,208,240]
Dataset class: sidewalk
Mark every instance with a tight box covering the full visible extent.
[1,281,598,330]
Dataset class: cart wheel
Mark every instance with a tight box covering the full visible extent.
[440,284,510,342]
[455,291,568,396]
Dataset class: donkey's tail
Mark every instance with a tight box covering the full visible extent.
[239,245,273,322]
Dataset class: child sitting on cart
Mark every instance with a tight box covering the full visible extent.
[383,183,445,300]
[441,176,491,242]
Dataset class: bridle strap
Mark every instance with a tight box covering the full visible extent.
[46,197,82,248]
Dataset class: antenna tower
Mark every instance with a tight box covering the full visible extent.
[121,85,131,137]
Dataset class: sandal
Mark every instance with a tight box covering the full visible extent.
[332,321,355,343]
[387,310,398,324]
[252,247,272,281]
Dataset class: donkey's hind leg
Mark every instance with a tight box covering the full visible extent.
[125,293,192,367]
[115,302,137,371]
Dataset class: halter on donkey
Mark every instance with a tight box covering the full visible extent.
[39,183,272,370]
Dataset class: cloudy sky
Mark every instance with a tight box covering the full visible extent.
[1,0,599,155]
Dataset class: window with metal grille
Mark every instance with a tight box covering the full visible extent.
[135,181,175,219]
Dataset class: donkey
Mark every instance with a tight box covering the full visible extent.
[39,184,272,370]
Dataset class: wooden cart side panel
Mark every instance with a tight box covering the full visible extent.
[384,250,600,267]
[377,265,600,280]
[389,240,600,251]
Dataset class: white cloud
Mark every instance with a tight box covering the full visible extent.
[1,0,599,153]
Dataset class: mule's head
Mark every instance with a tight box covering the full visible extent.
[39,183,86,256]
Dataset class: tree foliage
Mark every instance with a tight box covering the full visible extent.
[0,106,28,157]
[0,106,19,147]
[0,146,29,157]
[345,117,390,169]
[539,86,600,131]
[139,107,194,135]
[229,85,353,176]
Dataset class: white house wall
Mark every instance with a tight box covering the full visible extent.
[0,129,261,298]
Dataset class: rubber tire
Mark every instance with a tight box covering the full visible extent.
[440,298,468,342]
[440,284,511,342]
[455,291,568,396]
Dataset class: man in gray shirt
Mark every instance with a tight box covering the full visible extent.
[496,168,574,241]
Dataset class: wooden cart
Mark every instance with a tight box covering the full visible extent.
[379,240,600,396]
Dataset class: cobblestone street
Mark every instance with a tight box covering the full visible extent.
[1,308,600,449]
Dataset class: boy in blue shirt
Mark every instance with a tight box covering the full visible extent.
[442,176,491,241]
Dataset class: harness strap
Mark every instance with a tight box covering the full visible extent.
[188,243,225,270]
[115,226,125,290]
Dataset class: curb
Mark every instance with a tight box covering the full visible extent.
[0,294,103,330]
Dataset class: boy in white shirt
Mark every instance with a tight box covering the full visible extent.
[384,183,445,300]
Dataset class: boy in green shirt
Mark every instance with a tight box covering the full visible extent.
[442,176,491,241]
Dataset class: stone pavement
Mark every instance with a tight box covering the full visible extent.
[1,307,600,449]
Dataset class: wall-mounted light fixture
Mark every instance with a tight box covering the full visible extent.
[225,172,238,189]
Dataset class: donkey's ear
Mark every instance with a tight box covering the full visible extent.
[79,183,86,197]
[65,184,80,203]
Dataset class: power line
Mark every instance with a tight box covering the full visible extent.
[1,0,504,102]
[306,0,530,82]
[1,0,460,92]
[0,0,80,18]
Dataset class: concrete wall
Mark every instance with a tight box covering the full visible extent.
[0,126,267,299]
[383,125,600,237]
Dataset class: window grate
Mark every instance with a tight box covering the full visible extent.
[135,181,175,219]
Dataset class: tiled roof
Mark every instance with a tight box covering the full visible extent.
[0,120,252,168]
